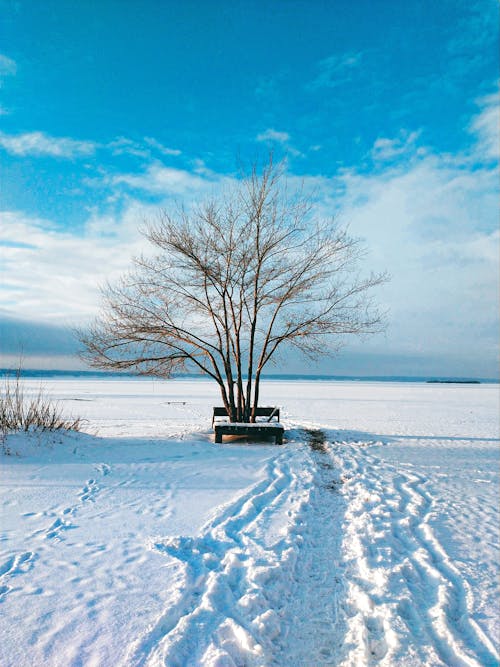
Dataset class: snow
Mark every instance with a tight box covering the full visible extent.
[213,422,283,428]
[1,378,498,666]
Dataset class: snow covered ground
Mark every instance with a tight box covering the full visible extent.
[1,378,498,667]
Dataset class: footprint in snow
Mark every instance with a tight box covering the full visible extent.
[80,479,99,502]
[46,517,77,540]
[0,551,37,601]
[94,463,111,476]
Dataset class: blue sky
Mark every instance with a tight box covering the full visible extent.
[0,0,498,377]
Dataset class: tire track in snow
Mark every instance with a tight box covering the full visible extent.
[338,441,499,667]
[125,448,313,667]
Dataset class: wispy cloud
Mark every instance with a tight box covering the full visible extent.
[106,135,182,160]
[469,85,499,162]
[0,54,16,112]
[280,109,498,373]
[144,136,181,156]
[0,53,16,79]
[308,51,362,90]
[1,93,498,374]
[256,128,304,158]
[371,131,422,162]
[445,2,498,78]
[111,162,214,195]
[333,150,498,364]
[107,136,150,159]
[0,131,97,158]
[0,208,147,325]
[256,128,290,144]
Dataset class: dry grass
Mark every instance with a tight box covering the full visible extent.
[0,371,82,433]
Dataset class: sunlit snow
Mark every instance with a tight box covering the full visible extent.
[1,378,498,666]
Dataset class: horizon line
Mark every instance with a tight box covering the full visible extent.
[1,368,498,383]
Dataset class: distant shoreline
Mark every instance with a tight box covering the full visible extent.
[426,379,481,384]
[1,369,498,384]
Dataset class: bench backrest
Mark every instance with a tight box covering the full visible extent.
[212,406,280,422]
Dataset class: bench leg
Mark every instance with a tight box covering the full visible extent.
[215,430,223,444]
[276,433,283,445]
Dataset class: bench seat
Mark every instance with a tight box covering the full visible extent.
[214,422,284,445]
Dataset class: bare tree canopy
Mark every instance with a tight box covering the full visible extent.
[80,159,386,422]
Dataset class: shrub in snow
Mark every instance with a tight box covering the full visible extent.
[0,371,82,434]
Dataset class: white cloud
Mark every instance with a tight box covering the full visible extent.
[308,51,362,90]
[3,137,497,373]
[256,128,290,144]
[144,136,181,156]
[282,114,498,373]
[469,86,500,162]
[107,136,150,159]
[331,152,499,363]
[111,162,220,195]
[0,55,16,115]
[0,53,16,78]
[0,208,148,326]
[256,128,304,158]
[371,131,422,162]
[1,97,498,375]
[106,136,181,159]
[0,131,97,158]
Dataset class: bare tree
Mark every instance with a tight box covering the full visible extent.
[80,159,386,422]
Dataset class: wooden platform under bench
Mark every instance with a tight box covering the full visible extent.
[214,422,284,445]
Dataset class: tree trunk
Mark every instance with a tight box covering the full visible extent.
[251,368,262,423]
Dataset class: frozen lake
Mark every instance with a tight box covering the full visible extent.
[1,378,499,666]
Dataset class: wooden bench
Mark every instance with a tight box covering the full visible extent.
[214,422,284,445]
[212,406,280,427]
